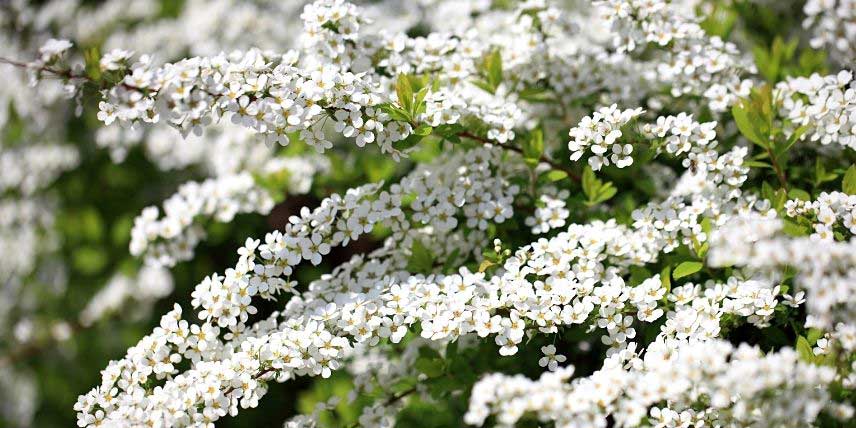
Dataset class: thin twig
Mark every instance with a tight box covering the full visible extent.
[457,131,580,182]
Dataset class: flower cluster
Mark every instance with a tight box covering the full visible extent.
[525,189,571,234]
[95,48,414,156]
[803,0,856,65]
[0,143,78,195]
[2,0,856,427]
[79,265,174,326]
[129,173,275,268]
[778,70,856,151]
[709,211,856,329]
[568,105,644,170]
[465,339,839,428]
[71,109,783,426]
[568,107,720,172]
[595,0,754,111]
[785,191,856,240]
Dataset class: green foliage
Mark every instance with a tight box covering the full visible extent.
[843,165,856,195]
[753,37,828,83]
[521,128,544,168]
[581,166,617,206]
[472,49,503,94]
[406,239,436,274]
[672,261,703,280]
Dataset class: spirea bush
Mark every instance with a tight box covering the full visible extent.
[1,0,855,427]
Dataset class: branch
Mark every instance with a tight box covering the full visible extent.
[457,131,580,182]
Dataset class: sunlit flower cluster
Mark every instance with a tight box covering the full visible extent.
[1,0,854,427]
[778,70,856,151]
[803,0,856,65]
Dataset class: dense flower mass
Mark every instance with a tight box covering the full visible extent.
[0,0,854,427]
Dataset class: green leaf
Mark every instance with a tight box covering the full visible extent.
[700,217,712,236]
[581,166,617,206]
[782,218,810,237]
[787,188,811,201]
[806,328,824,345]
[518,86,554,102]
[445,340,459,360]
[521,128,544,168]
[395,74,414,117]
[744,160,772,169]
[660,266,671,294]
[814,158,838,185]
[413,124,433,136]
[413,86,430,117]
[73,246,108,275]
[594,182,617,204]
[471,79,495,94]
[414,356,444,377]
[441,249,460,274]
[434,124,466,138]
[486,49,503,90]
[393,133,425,151]
[391,377,418,394]
[414,347,445,377]
[843,165,856,195]
[83,47,102,81]
[629,266,652,286]
[406,239,435,274]
[581,166,598,201]
[544,170,568,182]
[478,260,495,273]
[795,336,815,363]
[672,261,703,279]
[379,103,412,123]
[731,103,766,147]
[776,125,808,156]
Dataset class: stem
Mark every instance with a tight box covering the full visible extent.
[3,56,580,185]
[346,386,418,428]
[766,145,788,190]
[457,131,580,182]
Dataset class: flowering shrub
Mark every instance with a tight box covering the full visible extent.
[0,0,855,427]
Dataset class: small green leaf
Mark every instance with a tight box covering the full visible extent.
[581,166,598,201]
[414,356,444,377]
[442,249,460,274]
[814,158,838,185]
[806,328,824,345]
[776,125,808,156]
[672,261,703,279]
[406,239,435,274]
[782,218,810,237]
[478,260,495,273]
[731,104,766,147]
[486,49,503,90]
[700,217,712,236]
[413,86,430,117]
[471,79,495,94]
[545,170,568,182]
[522,128,544,168]
[843,165,856,195]
[413,124,433,136]
[787,188,811,201]
[744,160,772,169]
[660,266,671,294]
[379,103,412,123]
[795,336,815,363]
[595,183,617,204]
[395,74,414,116]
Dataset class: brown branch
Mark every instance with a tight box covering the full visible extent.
[346,386,418,428]
[457,131,580,182]
[0,319,86,368]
